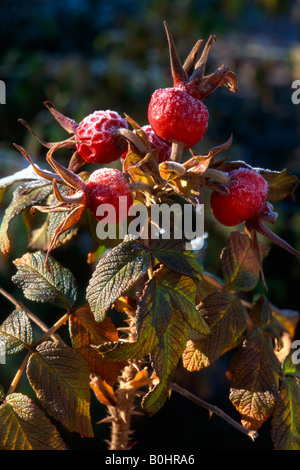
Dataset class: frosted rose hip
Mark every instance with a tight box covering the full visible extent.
[86,168,133,223]
[210,168,268,226]
[142,125,171,162]
[148,87,209,148]
[75,110,128,164]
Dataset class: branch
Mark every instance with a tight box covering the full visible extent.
[170,382,258,441]
[0,287,66,345]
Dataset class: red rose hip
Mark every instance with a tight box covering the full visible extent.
[210,168,268,226]
[75,110,128,164]
[86,168,133,223]
[148,87,209,148]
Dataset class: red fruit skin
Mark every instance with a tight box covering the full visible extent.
[142,125,171,162]
[75,110,128,164]
[86,168,133,223]
[210,168,268,226]
[148,87,209,148]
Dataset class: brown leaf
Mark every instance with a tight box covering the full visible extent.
[229,328,281,430]
[90,375,116,407]
[69,305,126,386]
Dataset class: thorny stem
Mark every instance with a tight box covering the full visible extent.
[107,318,140,450]
[6,351,32,396]
[171,383,258,441]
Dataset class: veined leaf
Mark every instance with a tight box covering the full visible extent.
[221,231,268,292]
[151,238,202,279]
[159,270,210,335]
[272,306,300,340]
[182,291,247,371]
[96,278,161,361]
[229,328,280,430]
[250,295,282,347]
[271,376,300,450]
[0,309,33,355]
[142,309,188,415]
[87,238,150,322]
[12,251,78,309]
[0,393,66,450]
[26,341,93,437]
[69,304,126,386]
[0,183,52,255]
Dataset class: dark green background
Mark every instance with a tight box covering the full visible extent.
[0,0,299,450]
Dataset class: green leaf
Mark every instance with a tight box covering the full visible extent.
[271,376,300,450]
[0,183,52,255]
[0,393,66,450]
[87,238,150,322]
[221,231,267,292]
[151,238,202,280]
[142,309,188,415]
[259,168,299,203]
[0,309,33,355]
[12,251,78,309]
[229,328,280,430]
[26,341,93,437]
[282,353,300,381]
[182,291,247,371]
[96,277,161,361]
[159,270,210,335]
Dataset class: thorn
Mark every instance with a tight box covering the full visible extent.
[208,410,213,420]
[96,416,113,425]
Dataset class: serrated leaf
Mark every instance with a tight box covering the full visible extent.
[0,393,66,450]
[229,328,280,430]
[182,291,247,371]
[271,376,300,450]
[26,341,93,437]
[0,309,33,355]
[142,309,188,415]
[87,238,150,322]
[259,168,299,203]
[151,238,202,279]
[221,231,267,292]
[12,251,78,309]
[95,278,161,361]
[69,305,126,385]
[159,270,210,335]
[0,183,52,255]
[250,295,282,347]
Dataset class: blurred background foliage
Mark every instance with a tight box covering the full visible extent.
[0,0,300,451]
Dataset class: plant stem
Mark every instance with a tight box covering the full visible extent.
[171,382,258,441]
[5,311,71,397]
[170,142,184,162]
[0,287,65,344]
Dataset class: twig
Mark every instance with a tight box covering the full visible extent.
[5,311,71,397]
[0,287,66,345]
[7,351,33,396]
[171,382,258,441]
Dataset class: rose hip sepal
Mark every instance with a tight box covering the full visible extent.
[210,168,268,226]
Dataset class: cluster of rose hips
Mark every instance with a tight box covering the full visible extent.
[15,22,299,262]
